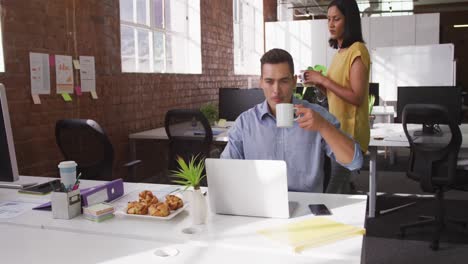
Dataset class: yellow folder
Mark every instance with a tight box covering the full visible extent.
[258,217,365,253]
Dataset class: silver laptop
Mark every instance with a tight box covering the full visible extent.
[205,158,290,218]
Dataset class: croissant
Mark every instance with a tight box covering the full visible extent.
[148,202,170,217]
[127,201,148,215]
[139,190,159,205]
[165,195,184,210]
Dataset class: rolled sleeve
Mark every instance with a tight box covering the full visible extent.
[336,142,363,171]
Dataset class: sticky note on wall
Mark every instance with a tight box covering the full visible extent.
[75,86,82,96]
[31,94,41,104]
[73,60,80,69]
[61,93,72,102]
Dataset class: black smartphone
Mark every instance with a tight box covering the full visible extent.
[18,179,62,195]
[308,204,332,215]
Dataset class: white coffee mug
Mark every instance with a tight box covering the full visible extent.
[276,103,298,128]
[58,161,77,191]
[298,71,306,83]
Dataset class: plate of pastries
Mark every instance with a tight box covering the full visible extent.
[119,190,186,220]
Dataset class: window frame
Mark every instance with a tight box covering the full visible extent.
[233,0,264,75]
[119,0,200,74]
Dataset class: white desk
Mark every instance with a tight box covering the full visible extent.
[371,105,395,124]
[128,122,234,159]
[0,176,367,264]
[368,123,468,218]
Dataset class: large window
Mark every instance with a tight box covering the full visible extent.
[120,0,201,73]
[233,0,263,75]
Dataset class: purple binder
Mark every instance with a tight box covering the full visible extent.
[34,179,124,211]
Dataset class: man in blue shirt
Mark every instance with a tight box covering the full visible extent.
[221,49,363,193]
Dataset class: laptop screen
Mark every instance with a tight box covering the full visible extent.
[205,158,290,218]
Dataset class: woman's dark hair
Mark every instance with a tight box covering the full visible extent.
[328,0,364,49]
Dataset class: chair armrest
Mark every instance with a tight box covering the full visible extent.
[123,160,142,168]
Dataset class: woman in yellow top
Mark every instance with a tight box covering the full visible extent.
[303,0,370,193]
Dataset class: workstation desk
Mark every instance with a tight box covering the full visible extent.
[128,121,454,220]
[0,176,367,264]
[128,122,234,160]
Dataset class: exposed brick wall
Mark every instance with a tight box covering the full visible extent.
[0,0,259,180]
[263,0,277,22]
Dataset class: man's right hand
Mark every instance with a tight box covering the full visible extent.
[294,104,328,132]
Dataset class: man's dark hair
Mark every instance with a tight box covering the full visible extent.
[260,48,294,75]
[328,0,364,49]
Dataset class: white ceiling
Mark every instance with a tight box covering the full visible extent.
[285,0,468,6]
[281,0,468,18]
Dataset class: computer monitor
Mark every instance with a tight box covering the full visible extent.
[396,86,462,135]
[219,88,265,121]
[0,84,19,182]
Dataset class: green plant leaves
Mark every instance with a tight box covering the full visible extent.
[368,95,375,114]
[200,103,218,124]
[170,155,206,189]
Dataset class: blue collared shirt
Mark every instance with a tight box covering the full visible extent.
[220,97,363,193]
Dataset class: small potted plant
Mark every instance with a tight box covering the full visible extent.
[200,103,219,126]
[171,155,207,225]
[369,94,376,129]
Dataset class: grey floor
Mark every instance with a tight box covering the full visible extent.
[357,148,468,264]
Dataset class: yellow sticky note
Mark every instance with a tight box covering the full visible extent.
[32,94,41,104]
[217,119,227,128]
[73,60,80,69]
[91,91,98,99]
[61,93,72,101]
[258,217,365,253]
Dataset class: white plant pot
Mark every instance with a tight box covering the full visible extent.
[185,188,207,225]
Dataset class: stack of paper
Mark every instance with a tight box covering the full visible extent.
[258,217,365,253]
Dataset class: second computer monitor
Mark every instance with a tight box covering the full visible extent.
[0,84,19,182]
[396,86,462,124]
[219,88,265,121]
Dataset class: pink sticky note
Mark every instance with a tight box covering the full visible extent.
[49,55,55,66]
[75,86,82,96]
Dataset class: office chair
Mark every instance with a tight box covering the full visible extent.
[55,119,141,181]
[399,104,468,250]
[164,109,213,186]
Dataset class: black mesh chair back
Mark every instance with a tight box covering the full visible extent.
[402,104,461,192]
[55,119,114,180]
[164,109,213,174]
[400,104,468,250]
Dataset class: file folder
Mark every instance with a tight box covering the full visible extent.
[33,179,124,210]
[258,217,365,253]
